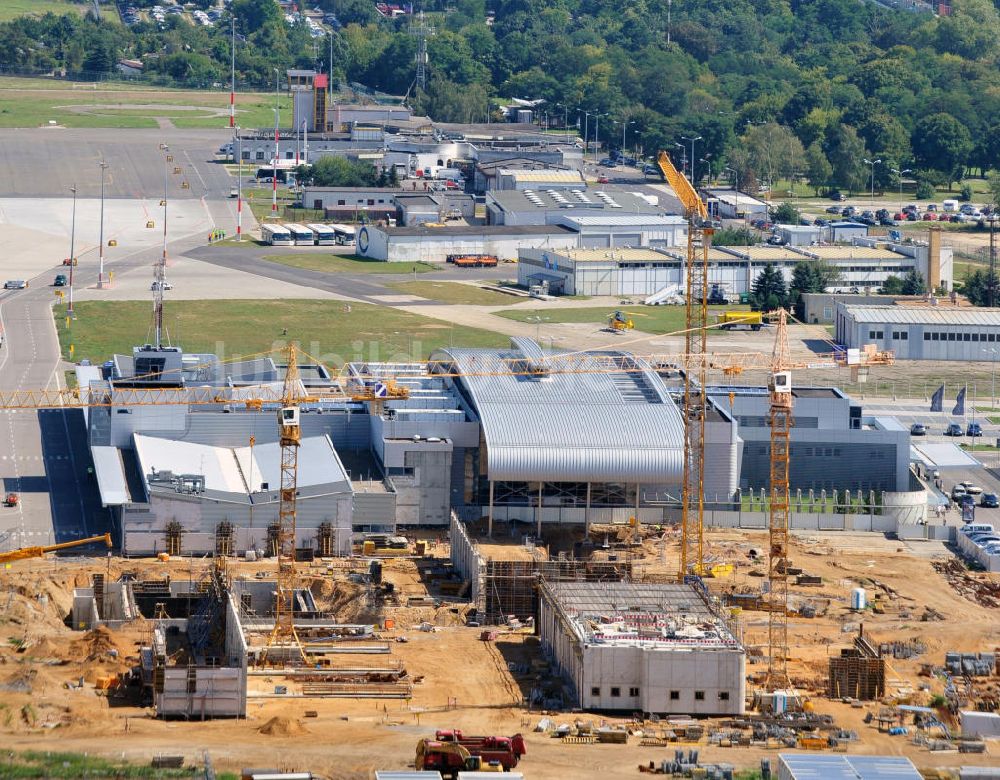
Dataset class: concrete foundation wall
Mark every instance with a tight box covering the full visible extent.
[449,514,485,613]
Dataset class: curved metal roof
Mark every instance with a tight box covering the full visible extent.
[432,341,684,483]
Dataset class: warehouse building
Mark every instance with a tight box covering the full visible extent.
[705,188,768,221]
[486,188,663,226]
[834,303,1000,361]
[708,386,911,494]
[302,186,405,219]
[493,168,585,191]
[355,223,578,262]
[539,581,745,715]
[517,247,685,297]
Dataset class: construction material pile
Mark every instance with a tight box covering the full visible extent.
[933,559,1000,607]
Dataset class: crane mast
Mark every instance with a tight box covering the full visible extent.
[765,309,793,691]
[259,344,308,666]
[657,150,712,579]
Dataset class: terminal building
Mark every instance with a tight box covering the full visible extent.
[84,340,913,554]
[538,581,745,715]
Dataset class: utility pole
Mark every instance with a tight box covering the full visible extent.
[67,185,77,318]
[682,135,702,185]
[229,17,236,129]
[236,127,243,242]
[891,167,911,214]
[273,68,280,218]
[97,160,109,289]
[328,32,334,101]
[863,158,881,208]
[990,214,997,308]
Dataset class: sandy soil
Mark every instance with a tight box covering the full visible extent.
[1,534,998,778]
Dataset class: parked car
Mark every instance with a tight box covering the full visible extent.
[3,280,26,289]
[150,280,173,291]
[910,423,927,436]
[945,423,964,436]
[923,212,938,221]
[53,274,67,286]
[961,480,984,495]
[597,175,609,184]
[599,158,614,167]
[841,206,857,217]
[967,422,984,437]
[905,212,920,221]
[828,190,847,201]
[981,493,999,508]
[952,484,967,499]
[642,164,657,175]
[826,205,842,214]
[960,493,977,509]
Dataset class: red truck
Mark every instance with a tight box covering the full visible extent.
[416,730,525,775]
[436,729,525,767]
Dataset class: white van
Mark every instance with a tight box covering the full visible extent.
[942,199,960,213]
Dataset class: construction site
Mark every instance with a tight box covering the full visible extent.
[1,150,1000,780]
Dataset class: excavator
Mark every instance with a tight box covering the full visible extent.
[0,533,112,564]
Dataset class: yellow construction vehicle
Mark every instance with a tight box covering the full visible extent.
[0,533,112,564]
[607,310,634,332]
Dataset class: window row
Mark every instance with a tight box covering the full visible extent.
[923,331,1000,342]
[589,687,729,701]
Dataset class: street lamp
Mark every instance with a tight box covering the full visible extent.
[97,159,109,289]
[556,103,569,144]
[593,112,606,162]
[272,67,281,217]
[985,348,997,406]
[673,143,687,177]
[67,184,77,318]
[699,155,712,186]
[863,158,881,208]
[891,167,912,214]
[617,118,635,160]
[681,134,702,183]
[581,110,592,162]
[236,126,243,241]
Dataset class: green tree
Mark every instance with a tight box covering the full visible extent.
[304,156,378,187]
[772,202,800,224]
[961,268,999,306]
[805,142,832,195]
[901,269,926,295]
[231,0,281,33]
[987,170,1000,209]
[880,275,906,295]
[751,263,787,310]
[911,113,972,189]
[711,227,756,246]
[824,125,867,193]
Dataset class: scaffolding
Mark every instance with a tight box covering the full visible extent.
[828,630,886,701]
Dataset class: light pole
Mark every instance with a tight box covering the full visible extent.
[581,111,590,162]
[556,103,569,144]
[681,134,702,183]
[97,159,108,289]
[236,127,243,241]
[229,16,236,129]
[328,31,334,101]
[619,118,635,160]
[673,143,687,177]
[863,158,881,208]
[986,348,997,406]
[594,112,605,161]
[161,145,169,278]
[272,67,280,217]
[67,184,77,318]
[699,156,712,186]
[891,167,911,214]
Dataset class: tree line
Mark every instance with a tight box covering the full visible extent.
[7,0,1000,196]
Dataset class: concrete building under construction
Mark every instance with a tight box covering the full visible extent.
[538,581,746,715]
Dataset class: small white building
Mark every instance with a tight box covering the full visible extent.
[552,214,687,249]
[706,188,768,221]
[356,223,578,262]
[826,221,869,242]
[518,247,683,296]
[777,224,823,246]
[495,168,585,191]
[539,581,745,715]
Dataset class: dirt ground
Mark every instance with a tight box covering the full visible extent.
[1,533,999,779]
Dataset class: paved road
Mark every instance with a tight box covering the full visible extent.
[0,129,239,550]
[185,244,516,305]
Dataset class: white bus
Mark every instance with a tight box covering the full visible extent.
[331,224,356,245]
[307,223,336,245]
[286,224,315,246]
[261,223,293,246]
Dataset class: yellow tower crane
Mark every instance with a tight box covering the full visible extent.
[656,149,712,580]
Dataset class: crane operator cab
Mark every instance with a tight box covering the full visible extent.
[770,370,792,394]
[279,406,300,430]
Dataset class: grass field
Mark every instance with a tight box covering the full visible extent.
[390,281,520,305]
[495,304,743,334]
[0,749,232,779]
[261,253,435,275]
[0,0,84,21]
[0,77,285,128]
[56,300,507,364]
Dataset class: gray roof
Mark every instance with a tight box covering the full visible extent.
[777,754,921,780]
[839,304,1000,326]
[556,214,685,227]
[431,340,684,482]
[489,188,662,215]
[133,434,351,502]
[375,224,575,238]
